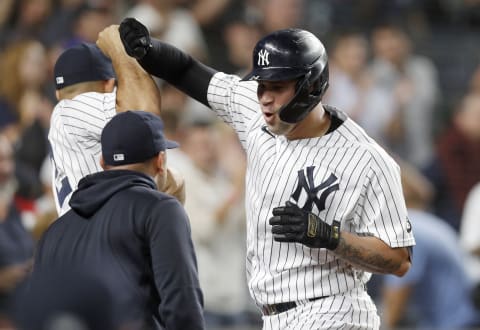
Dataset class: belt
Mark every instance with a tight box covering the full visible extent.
[261,296,327,316]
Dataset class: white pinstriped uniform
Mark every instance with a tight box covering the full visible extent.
[207,73,415,329]
[49,91,116,216]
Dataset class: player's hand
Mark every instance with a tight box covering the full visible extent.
[119,17,152,60]
[97,24,127,59]
[161,167,186,206]
[269,202,340,250]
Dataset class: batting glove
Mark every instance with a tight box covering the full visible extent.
[119,18,152,60]
[269,202,341,250]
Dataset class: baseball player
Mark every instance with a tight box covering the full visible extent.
[50,38,183,217]
[100,20,415,329]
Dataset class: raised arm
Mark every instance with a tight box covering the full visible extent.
[119,18,217,107]
[97,25,161,115]
[97,26,186,204]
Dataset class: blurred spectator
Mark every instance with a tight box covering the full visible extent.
[469,63,480,94]
[460,182,480,258]
[125,0,207,60]
[424,92,480,231]
[369,22,439,169]
[322,0,429,36]
[68,4,115,46]
[39,1,119,54]
[0,0,53,47]
[381,161,480,329]
[0,39,50,137]
[0,134,34,325]
[188,0,233,28]
[0,39,52,201]
[460,182,480,281]
[324,30,395,139]
[222,13,262,76]
[40,0,85,47]
[256,0,306,33]
[175,118,256,328]
[0,0,14,31]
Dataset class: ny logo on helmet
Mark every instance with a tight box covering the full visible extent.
[258,49,270,66]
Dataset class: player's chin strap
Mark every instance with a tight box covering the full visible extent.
[278,72,324,124]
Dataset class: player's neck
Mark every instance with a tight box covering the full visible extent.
[285,105,331,140]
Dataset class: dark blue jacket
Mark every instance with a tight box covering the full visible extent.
[33,169,205,329]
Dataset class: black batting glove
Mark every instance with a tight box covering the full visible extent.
[119,18,152,60]
[269,201,341,250]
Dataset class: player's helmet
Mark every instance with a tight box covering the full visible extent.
[242,28,329,123]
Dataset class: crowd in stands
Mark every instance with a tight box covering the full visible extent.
[0,0,479,329]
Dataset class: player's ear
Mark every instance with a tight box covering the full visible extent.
[103,78,116,93]
[155,151,166,175]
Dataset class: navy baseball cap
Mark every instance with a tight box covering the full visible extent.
[101,111,179,166]
[54,42,115,90]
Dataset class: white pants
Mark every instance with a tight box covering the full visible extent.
[262,287,380,330]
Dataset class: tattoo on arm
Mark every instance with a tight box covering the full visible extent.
[335,236,402,274]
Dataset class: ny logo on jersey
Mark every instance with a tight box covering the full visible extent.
[291,166,339,212]
[258,49,270,66]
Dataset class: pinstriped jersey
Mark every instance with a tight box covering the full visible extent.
[207,72,415,305]
[49,91,116,216]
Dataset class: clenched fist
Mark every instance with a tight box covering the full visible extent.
[119,17,152,60]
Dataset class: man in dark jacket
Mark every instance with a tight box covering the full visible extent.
[28,110,205,330]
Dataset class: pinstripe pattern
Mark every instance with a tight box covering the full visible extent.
[207,72,413,327]
[49,91,116,216]
[263,287,380,330]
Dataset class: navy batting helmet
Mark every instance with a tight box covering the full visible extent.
[242,28,329,123]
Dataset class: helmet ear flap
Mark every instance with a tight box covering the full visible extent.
[278,72,322,123]
[316,65,329,99]
[278,62,329,124]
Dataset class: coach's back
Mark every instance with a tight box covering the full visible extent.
[33,111,205,330]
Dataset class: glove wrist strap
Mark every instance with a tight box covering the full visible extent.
[327,220,341,250]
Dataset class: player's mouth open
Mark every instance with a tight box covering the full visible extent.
[263,112,275,123]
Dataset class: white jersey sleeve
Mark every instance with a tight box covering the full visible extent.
[207,72,261,148]
[355,145,415,248]
[49,91,116,216]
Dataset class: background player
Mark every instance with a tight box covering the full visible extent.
[98,20,414,329]
[50,39,183,217]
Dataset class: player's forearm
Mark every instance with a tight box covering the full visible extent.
[113,55,161,115]
[334,232,411,276]
[139,39,216,107]
[97,25,161,115]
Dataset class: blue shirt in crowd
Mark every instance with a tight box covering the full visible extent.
[384,209,480,328]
